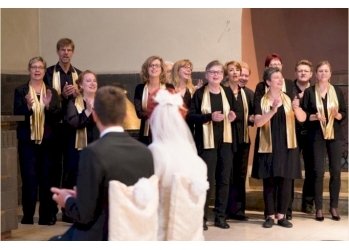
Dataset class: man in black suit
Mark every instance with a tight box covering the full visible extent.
[50,86,154,240]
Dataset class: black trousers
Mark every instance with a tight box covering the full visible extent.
[312,138,341,209]
[18,139,57,221]
[263,177,292,216]
[300,133,315,208]
[288,132,314,212]
[227,142,250,215]
[200,143,232,220]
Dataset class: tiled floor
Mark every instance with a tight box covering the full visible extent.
[3,210,349,241]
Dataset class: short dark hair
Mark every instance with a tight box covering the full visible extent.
[94,86,126,126]
[56,38,75,51]
[263,67,281,82]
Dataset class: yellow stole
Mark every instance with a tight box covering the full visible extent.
[29,84,46,144]
[52,67,79,96]
[74,94,87,150]
[240,88,249,143]
[258,91,297,153]
[201,86,232,149]
[141,83,166,136]
[315,83,338,140]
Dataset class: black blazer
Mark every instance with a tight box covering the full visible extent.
[231,86,254,150]
[188,84,235,153]
[13,82,61,141]
[64,132,154,240]
[302,85,347,141]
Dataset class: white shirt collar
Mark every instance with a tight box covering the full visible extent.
[100,126,124,138]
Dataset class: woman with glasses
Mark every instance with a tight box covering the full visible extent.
[188,60,236,230]
[14,56,61,225]
[252,67,306,229]
[253,53,295,220]
[134,56,168,145]
[302,61,346,222]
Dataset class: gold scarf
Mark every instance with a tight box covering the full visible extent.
[258,91,297,153]
[52,67,79,96]
[201,85,232,149]
[29,84,46,144]
[74,94,87,150]
[240,88,249,143]
[141,83,166,136]
[315,83,338,140]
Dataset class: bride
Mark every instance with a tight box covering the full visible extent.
[148,89,208,240]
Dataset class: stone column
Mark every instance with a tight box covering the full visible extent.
[1,115,23,239]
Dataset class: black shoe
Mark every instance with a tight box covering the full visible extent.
[21,217,34,224]
[227,213,249,221]
[38,216,56,225]
[277,218,293,228]
[214,218,230,229]
[203,220,208,231]
[329,208,341,221]
[315,209,324,221]
[262,217,274,228]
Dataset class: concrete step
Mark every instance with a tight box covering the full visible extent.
[248,171,348,193]
[246,190,348,215]
[246,171,348,214]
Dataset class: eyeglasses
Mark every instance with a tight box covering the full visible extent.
[207,70,224,76]
[30,66,45,70]
[181,65,192,70]
[149,64,161,69]
[269,63,282,67]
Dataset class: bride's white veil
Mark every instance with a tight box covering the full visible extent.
[149,89,197,154]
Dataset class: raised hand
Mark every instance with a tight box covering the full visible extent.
[271,98,280,113]
[292,96,300,110]
[42,89,52,108]
[62,82,77,98]
[25,92,34,110]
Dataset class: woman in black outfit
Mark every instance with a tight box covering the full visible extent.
[134,56,167,145]
[252,67,306,229]
[14,56,61,225]
[302,61,347,221]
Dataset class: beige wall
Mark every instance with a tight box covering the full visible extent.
[1,9,40,74]
[2,9,242,74]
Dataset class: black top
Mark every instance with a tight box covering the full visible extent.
[44,63,82,119]
[65,98,100,145]
[252,100,301,179]
[188,84,234,152]
[133,83,173,144]
[231,86,254,151]
[253,78,294,115]
[13,82,61,141]
[302,85,347,141]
